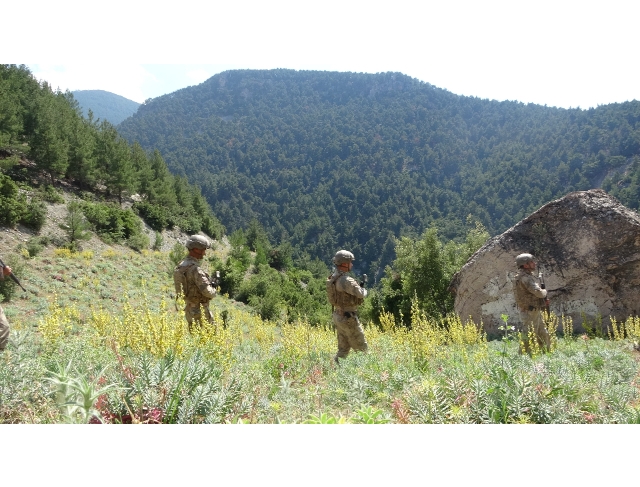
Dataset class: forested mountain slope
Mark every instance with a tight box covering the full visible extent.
[72,90,140,125]
[0,64,224,241]
[117,69,640,276]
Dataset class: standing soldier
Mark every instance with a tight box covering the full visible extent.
[0,264,13,352]
[173,235,217,331]
[513,253,551,355]
[327,250,368,364]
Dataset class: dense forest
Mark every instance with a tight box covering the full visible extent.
[72,90,140,125]
[0,64,224,240]
[117,69,640,279]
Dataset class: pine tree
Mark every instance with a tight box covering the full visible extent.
[29,86,69,184]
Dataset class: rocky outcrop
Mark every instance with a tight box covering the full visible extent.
[449,190,640,337]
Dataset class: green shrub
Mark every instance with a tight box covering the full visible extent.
[38,184,65,204]
[22,198,47,231]
[127,232,150,252]
[248,292,282,321]
[268,243,292,271]
[169,212,201,234]
[0,174,24,227]
[133,201,169,232]
[153,231,163,251]
[216,259,246,298]
[0,154,20,173]
[81,202,142,243]
[24,236,50,258]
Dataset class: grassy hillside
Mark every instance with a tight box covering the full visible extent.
[2,226,640,423]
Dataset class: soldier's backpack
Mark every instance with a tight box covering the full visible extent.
[326,274,340,307]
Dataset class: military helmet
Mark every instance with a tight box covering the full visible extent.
[515,253,535,267]
[333,250,355,265]
[186,235,211,250]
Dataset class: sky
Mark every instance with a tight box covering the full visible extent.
[7,1,640,108]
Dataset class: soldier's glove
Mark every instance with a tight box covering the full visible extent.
[540,283,546,290]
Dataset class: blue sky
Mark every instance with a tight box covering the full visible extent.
[9,0,640,108]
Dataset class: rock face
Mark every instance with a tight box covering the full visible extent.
[449,190,640,337]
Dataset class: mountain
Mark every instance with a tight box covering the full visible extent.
[72,90,140,125]
[116,69,640,277]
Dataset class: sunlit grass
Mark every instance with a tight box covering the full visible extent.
[2,247,640,424]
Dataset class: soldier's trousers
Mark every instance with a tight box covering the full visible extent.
[184,301,213,332]
[333,309,368,359]
[518,309,551,355]
[0,305,9,351]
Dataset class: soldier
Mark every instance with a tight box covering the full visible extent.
[513,253,551,355]
[0,264,12,352]
[173,235,217,332]
[327,250,368,364]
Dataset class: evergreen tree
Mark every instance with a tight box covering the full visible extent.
[130,142,153,197]
[95,120,136,204]
[29,87,70,184]
[66,110,97,189]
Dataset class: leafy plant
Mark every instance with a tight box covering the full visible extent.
[352,405,392,424]
[303,412,348,424]
[46,362,120,424]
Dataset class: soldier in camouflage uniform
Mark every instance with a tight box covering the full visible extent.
[0,264,13,352]
[513,253,551,355]
[173,235,217,332]
[327,250,368,364]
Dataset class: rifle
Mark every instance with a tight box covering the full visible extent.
[538,272,550,314]
[359,274,368,288]
[0,258,27,293]
[211,270,220,288]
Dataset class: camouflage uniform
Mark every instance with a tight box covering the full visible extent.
[0,305,9,351]
[329,268,368,360]
[513,268,550,354]
[173,255,217,331]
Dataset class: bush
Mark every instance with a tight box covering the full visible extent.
[38,184,65,204]
[133,201,169,232]
[216,258,246,298]
[127,232,150,252]
[268,243,292,271]
[153,232,163,251]
[81,202,143,243]
[0,174,23,227]
[24,236,50,258]
[248,292,283,321]
[22,198,47,231]
[169,212,201,234]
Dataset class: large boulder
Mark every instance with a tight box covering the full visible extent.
[449,189,640,337]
